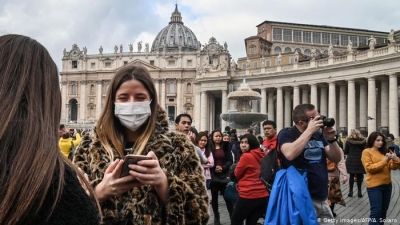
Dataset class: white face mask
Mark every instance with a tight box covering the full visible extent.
[114,101,151,132]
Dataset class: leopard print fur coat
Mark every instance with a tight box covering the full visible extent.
[74,106,209,224]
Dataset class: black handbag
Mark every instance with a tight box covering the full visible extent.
[211,173,230,184]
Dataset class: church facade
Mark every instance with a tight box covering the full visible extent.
[60,5,400,137]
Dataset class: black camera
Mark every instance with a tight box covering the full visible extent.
[319,115,335,127]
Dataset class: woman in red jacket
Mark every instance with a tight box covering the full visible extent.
[231,134,269,225]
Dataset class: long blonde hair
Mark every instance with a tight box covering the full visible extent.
[347,129,365,140]
[96,64,159,159]
[0,34,99,224]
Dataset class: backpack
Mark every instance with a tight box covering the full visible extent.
[259,148,281,192]
[259,127,295,192]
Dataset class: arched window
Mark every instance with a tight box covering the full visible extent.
[70,84,77,95]
[316,50,321,56]
[187,83,192,93]
[294,48,301,54]
[169,82,175,93]
[274,46,282,55]
[323,50,328,55]
[90,84,95,95]
[284,47,292,53]
[304,49,311,56]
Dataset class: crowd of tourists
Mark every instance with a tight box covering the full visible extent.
[1,34,400,225]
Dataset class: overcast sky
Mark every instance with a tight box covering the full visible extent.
[1,0,399,71]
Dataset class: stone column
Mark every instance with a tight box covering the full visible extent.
[161,79,166,110]
[177,79,182,115]
[96,81,103,119]
[260,88,267,129]
[79,81,86,123]
[268,90,275,121]
[209,96,214,130]
[276,87,283,132]
[284,88,292,127]
[347,80,356,134]
[367,78,377,134]
[339,83,347,129]
[61,82,68,124]
[380,80,389,130]
[310,84,318,108]
[221,89,228,129]
[293,85,300,109]
[359,82,367,129]
[154,79,160,102]
[320,85,328,116]
[200,91,208,131]
[389,74,399,137]
[328,82,336,120]
[302,86,309,104]
[194,85,201,130]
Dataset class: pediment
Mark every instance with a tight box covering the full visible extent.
[122,59,161,71]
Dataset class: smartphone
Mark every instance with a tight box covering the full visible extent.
[388,146,395,153]
[120,155,152,177]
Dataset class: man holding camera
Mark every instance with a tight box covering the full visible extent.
[278,104,342,223]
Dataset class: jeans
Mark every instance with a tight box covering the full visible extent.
[313,198,334,225]
[367,184,392,225]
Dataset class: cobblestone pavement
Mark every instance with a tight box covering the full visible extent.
[208,170,400,225]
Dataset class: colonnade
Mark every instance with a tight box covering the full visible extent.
[258,73,399,137]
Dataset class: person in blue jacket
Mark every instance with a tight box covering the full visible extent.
[278,104,342,223]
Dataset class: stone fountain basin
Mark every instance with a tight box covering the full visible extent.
[221,113,268,128]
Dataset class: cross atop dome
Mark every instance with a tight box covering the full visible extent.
[170,3,183,24]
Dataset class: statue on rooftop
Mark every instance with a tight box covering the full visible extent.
[368,35,376,50]
[145,43,149,53]
[276,53,282,65]
[99,46,103,54]
[129,43,133,53]
[347,40,353,53]
[114,45,118,54]
[120,44,123,53]
[388,29,396,44]
[138,41,142,52]
[328,44,334,57]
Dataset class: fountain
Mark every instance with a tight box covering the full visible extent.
[221,79,268,135]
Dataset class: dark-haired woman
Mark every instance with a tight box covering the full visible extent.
[209,129,233,225]
[0,34,100,225]
[197,132,214,189]
[73,64,209,224]
[361,131,400,224]
[231,134,269,225]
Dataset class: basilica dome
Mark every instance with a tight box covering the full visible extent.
[151,4,199,52]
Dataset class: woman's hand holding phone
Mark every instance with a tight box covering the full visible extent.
[94,159,141,202]
[128,151,169,204]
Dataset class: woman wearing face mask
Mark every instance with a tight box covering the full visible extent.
[73,65,209,224]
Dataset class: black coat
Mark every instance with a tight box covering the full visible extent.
[25,165,100,225]
[344,138,367,174]
[210,141,233,182]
